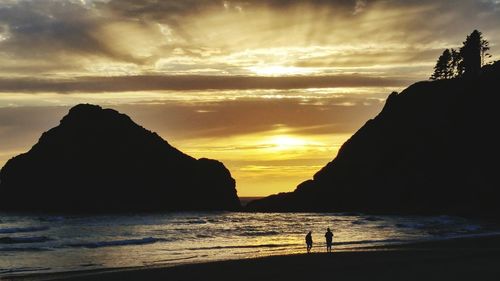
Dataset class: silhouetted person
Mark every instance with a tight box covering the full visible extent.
[305,231,313,253]
[325,228,333,252]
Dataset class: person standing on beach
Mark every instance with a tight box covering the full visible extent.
[305,231,313,253]
[325,228,333,252]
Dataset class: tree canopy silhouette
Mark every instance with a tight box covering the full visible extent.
[430,49,453,80]
[430,30,491,80]
[450,48,463,77]
[460,30,490,76]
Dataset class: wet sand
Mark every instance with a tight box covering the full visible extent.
[6,235,500,281]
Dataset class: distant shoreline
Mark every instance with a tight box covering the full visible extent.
[6,234,500,281]
[238,197,264,207]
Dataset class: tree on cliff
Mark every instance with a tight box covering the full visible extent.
[460,29,490,76]
[430,49,454,80]
[430,30,490,80]
[450,48,464,77]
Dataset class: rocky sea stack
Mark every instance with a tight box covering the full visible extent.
[247,62,500,216]
[0,104,240,212]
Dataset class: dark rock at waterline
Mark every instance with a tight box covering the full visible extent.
[0,104,240,212]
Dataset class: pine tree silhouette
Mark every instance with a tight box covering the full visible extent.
[429,30,491,80]
[450,48,463,77]
[430,49,453,80]
[460,30,490,77]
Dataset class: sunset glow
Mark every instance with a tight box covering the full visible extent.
[247,66,317,76]
[267,135,310,150]
[1,0,499,196]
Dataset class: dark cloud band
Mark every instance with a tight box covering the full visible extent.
[0,75,410,93]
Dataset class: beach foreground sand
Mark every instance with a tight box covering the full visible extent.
[6,235,500,281]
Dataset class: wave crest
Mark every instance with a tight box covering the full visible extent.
[67,237,164,249]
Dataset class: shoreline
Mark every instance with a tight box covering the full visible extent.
[5,234,500,281]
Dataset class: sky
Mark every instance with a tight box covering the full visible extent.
[0,0,499,196]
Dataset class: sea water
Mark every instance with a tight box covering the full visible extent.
[1,212,499,277]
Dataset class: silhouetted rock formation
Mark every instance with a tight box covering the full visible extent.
[247,61,500,216]
[0,104,240,212]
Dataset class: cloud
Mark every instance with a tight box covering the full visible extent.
[0,106,68,153]
[353,0,367,15]
[0,96,382,151]
[0,2,107,60]
[0,0,171,75]
[100,0,357,19]
[1,0,499,79]
[0,96,384,160]
[0,75,410,93]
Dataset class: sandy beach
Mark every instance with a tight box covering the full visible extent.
[6,235,500,281]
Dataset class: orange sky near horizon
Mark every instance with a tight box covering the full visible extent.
[0,0,499,196]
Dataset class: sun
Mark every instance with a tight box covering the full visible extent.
[267,135,309,150]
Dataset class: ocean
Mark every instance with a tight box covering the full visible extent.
[1,212,499,277]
